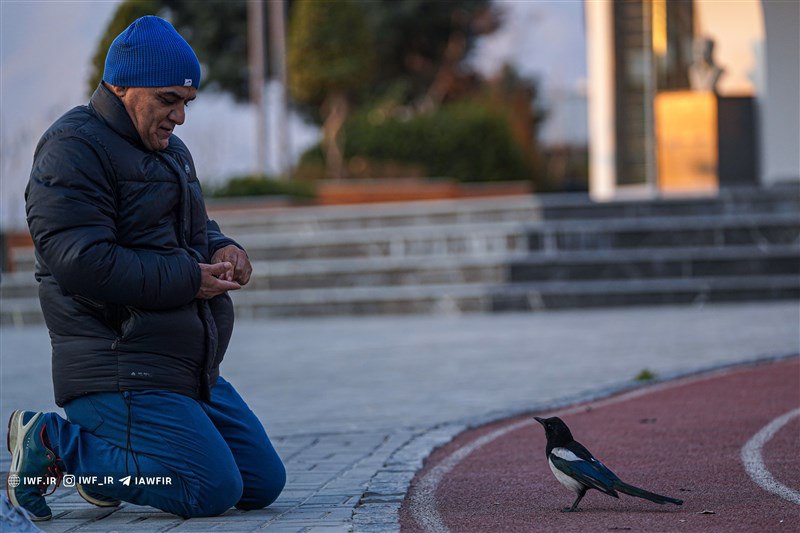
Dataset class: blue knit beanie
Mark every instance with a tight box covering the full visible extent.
[103,16,201,89]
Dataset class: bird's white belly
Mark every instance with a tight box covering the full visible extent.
[549,458,584,494]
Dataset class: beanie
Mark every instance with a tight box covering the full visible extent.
[103,16,201,89]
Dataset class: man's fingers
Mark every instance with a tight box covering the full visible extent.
[195,277,240,299]
[213,278,241,291]
[221,253,239,282]
[224,262,233,282]
[240,263,252,285]
[235,252,251,285]
[208,261,232,274]
[233,254,247,281]
[204,261,233,277]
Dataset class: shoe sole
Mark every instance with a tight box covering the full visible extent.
[7,409,22,453]
[75,483,121,508]
[6,410,52,521]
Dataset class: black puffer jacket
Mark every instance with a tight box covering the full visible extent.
[26,84,239,406]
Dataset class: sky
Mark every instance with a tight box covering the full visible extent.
[470,1,588,145]
[0,0,588,230]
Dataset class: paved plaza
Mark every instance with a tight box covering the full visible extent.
[1,301,798,531]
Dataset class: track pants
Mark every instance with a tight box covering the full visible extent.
[44,377,286,518]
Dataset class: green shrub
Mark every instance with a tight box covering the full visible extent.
[207,175,316,199]
[635,369,657,381]
[300,102,534,182]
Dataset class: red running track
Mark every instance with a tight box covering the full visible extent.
[402,358,800,532]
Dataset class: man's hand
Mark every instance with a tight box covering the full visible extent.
[196,262,241,299]
[211,245,252,285]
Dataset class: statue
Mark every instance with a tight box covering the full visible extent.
[689,37,724,93]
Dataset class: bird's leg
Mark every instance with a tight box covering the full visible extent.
[562,489,586,513]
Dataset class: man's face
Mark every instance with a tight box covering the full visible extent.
[109,84,197,151]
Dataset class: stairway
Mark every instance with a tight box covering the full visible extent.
[2,186,798,325]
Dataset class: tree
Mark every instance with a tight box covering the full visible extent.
[287,0,374,179]
[90,0,494,107]
[356,0,495,108]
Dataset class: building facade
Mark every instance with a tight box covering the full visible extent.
[586,0,799,200]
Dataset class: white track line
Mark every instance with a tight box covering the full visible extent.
[741,407,800,505]
[408,418,531,533]
[408,365,793,532]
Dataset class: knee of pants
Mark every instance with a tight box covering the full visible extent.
[187,468,244,518]
[236,461,286,510]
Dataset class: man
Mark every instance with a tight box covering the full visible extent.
[8,16,286,520]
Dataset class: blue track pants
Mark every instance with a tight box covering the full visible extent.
[44,377,286,518]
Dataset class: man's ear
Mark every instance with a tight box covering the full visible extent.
[105,82,128,98]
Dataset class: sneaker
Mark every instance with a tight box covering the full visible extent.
[6,411,62,521]
[76,483,121,508]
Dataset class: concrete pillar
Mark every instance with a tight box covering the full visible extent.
[586,0,617,201]
[248,0,268,176]
[760,0,800,185]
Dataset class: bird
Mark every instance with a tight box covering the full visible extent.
[534,416,683,512]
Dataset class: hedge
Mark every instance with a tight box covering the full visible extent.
[300,102,533,182]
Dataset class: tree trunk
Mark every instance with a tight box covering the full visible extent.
[321,92,348,179]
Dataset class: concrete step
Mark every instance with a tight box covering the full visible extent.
[8,247,34,273]
[5,244,796,298]
[4,273,797,325]
[10,189,798,270]
[530,213,799,251]
[222,213,800,262]
[247,244,799,290]
[0,255,513,298]
[245,254,511,291]
[4,189,796,320]
[208,186,799,234]
[231,274,800,317]
[491,275,800,311]
[235,221,529,262]
[0,296,41,327]
[209,196,542,235]
[0,271,36,298]
[510,245,800,282]
[537,191,800,220]
[9,212,798,272]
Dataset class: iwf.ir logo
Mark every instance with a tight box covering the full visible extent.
[7,474,20,488]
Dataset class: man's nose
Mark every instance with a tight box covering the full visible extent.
[169,106,186,125]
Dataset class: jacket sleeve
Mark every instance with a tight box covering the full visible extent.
[206,218,244,258]
[26,135,201,309]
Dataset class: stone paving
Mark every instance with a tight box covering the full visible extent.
[1,302,798,531]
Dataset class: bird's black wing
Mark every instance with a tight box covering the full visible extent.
[566,441,622,482]
[550,446,620,498]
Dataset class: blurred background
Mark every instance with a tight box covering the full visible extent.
[1,0,798,321]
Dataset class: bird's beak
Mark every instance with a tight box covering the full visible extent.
[534,417,545,426]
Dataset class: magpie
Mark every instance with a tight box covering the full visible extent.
[534,416,683,512]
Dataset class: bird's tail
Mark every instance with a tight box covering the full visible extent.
[613,481,683,506]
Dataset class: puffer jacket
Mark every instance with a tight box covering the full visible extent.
[26,83,239,406]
